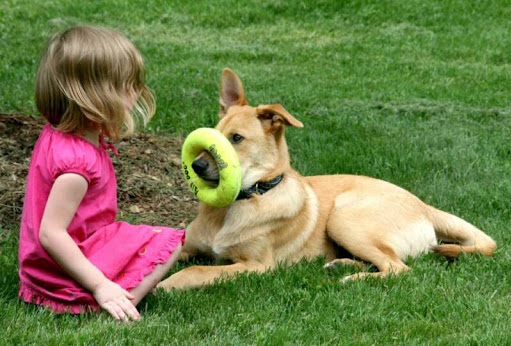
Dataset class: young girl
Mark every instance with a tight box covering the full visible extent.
[18,25,185,321]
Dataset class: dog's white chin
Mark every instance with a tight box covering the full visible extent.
[241,167,268,189]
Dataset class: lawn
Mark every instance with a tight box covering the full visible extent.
[1,0,511,344]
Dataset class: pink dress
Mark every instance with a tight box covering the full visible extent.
[18,124,185,314]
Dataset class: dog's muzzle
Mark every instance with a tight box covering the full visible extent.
[192,155,220,186]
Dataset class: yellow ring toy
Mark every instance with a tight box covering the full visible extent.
[181,128,241,208]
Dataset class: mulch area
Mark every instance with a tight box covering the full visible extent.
[0,113,197,229]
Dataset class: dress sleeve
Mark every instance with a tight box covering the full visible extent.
[47,140,101,185]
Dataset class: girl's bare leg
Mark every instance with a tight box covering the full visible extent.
[130,243,182,306]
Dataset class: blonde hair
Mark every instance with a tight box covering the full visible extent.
[35,25,155,141]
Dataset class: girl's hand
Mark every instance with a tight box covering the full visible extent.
[93,279,141,322]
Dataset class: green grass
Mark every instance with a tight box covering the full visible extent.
[2,0,511,344]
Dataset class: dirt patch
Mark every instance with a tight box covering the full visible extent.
[0,113,197,228]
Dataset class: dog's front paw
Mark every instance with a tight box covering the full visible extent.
[156,271,190,291]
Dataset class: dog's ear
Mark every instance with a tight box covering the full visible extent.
[256,104,304,133]
[219,68,248,117]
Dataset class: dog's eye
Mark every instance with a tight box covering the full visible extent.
[231,134,244,144]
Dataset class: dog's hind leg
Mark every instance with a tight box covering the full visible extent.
[339,256,410,283]
[327,224,412,282]
[325,204,414,282]
[335,240,410,282]
[324,258,369,270]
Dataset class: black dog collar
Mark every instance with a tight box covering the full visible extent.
[236,175,284,200]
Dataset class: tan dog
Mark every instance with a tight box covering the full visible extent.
[158,69,497,290]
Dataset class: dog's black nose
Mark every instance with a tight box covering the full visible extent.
[192,158,209,175]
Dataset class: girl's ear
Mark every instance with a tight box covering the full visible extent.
[219,68,248,118]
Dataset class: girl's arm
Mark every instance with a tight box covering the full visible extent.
[39,173,140,321]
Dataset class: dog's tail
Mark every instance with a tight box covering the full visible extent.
[427,206,496,258]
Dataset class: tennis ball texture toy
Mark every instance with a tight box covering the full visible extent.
[181,128,242,207]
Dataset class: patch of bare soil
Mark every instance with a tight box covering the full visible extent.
[0,113,197,228]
